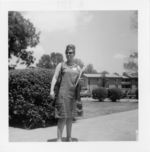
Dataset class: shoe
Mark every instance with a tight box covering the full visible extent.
[57,139,62,142]
[66,137,72,142]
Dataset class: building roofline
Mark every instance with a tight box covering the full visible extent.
[83,73,138,78]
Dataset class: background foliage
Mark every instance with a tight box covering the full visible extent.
[108,88,122,102]
[9,68,83,129]
[9,11,40,67]
[9,68,55,129]
[92,87,108,101]
[36,53,64,69]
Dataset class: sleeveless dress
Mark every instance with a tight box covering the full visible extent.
[55,62,80,118]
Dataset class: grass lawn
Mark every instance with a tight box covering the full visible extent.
[78,98,138,120]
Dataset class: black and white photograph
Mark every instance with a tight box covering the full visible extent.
[0,0,150,152]
[8,10,138,142]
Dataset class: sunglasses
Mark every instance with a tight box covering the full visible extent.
[66,51,74,55]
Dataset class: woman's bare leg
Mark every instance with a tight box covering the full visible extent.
[66,118,73,141]
[57,118,66,141]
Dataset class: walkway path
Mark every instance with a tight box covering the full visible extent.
[9,110,138,142]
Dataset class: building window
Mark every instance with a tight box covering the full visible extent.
[122,85,131,89]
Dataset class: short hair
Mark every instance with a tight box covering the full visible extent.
[65,44,76,54]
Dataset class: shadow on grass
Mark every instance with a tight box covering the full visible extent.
[47,137,78,142]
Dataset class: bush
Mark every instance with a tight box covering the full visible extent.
[9,68,55,129]
[9,68,83,129]
[92,87,108,101]
[108,88,122,102]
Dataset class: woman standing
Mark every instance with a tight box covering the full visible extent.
[50,44,81,142]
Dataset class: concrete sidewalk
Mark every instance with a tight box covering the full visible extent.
[9,110,138,142]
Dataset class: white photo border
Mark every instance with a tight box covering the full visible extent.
[0,0,150,152]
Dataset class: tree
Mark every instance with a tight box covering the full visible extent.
[36,54,52,69]
[130,11,138,32]
[50,52,64,69]
[74,58,84,68]
[113,72,120,76]
[124,11,138,76]
[124,52,138,75]
[122,12,138,77]
[84,64,97,74]
[36,52,64,69]
[100,71,109,87]
[9,11,40,67]
[100,70,109,77]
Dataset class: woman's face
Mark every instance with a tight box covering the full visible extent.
[66,49,75,62]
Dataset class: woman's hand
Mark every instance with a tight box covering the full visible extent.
[50,91,55,99]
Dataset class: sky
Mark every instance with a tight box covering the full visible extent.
[18,11,137,74]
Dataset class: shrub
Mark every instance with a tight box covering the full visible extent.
[9,68,83,129]
[92,87,108,101]
[9,68,55,129]
[108,88,122,102]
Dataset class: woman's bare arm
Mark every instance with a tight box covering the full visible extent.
[50,63,62,97]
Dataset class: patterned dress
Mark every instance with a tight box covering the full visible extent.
[55,62,80,118]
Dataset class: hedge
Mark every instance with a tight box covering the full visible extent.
[108,88,122,102]
[9,68,82,129]
[92,87,108,101]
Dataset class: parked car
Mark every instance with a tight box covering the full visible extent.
[80,88,91,97]
[121,89,137,99]
[126,89,136,99]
